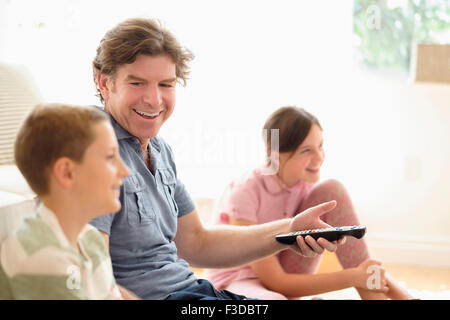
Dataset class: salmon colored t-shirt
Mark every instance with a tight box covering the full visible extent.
[205,167,314,289]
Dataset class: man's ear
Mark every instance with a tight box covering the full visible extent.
[52,157,76,189]
[97,73,113,102]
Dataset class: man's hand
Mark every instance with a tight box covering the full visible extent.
[288,200,346,257]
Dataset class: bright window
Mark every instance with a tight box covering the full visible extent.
[354,0,450,74]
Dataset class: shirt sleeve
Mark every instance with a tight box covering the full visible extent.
[89,211,117,236]
[174,178,196,218]
[226,181,260,223]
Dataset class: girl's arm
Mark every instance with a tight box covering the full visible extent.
[175,202,340,269]
[230,217,389,298]
[250,254,355,297]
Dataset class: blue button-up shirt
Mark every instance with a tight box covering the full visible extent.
[89,108,197,299]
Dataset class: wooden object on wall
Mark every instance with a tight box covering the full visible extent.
[411,43,450,83]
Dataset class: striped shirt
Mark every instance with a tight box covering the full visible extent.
[0,204,121,300]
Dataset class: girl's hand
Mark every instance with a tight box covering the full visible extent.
[351,259,389,293]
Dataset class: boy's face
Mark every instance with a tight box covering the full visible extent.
[74,121,129,216]
[101,54,177,143]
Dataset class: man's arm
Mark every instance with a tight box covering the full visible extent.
[174,201,341,269]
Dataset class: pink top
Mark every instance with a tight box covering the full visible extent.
[205,167,314,289]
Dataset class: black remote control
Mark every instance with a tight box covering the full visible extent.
[275,225,366,245]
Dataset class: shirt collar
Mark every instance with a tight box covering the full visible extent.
[37,203,72,248]
[37,203,92,250]
[95,105,162,154]
[107,110,134,140]
[259,166,306,195]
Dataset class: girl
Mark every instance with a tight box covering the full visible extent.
[205,106,413,300]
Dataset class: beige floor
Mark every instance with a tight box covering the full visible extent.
[317,251,450,292]
[192,251,450,299]
[315,251,450,299]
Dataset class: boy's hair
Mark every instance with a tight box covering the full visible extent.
[14,103,109,196]
[262,106,322,164]
[92,17,194,103]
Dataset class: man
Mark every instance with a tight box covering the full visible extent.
[90,17,343,300]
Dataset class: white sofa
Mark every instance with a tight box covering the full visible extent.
[0,62,41,243]
[0,165,37,242]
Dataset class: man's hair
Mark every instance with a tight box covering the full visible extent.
[92,17,194,103]
[14,103,109,196]
[262,106,322,164]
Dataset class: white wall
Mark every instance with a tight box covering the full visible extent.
[317,70,450,267]
[1,0,449,266]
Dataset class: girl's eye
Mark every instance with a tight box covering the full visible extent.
[107,154,115,160]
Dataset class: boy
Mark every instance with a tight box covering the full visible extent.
[0,103,135,299]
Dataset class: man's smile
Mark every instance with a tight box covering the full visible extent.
[133,108,163,119]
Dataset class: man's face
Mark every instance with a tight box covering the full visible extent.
[100,54,177,142]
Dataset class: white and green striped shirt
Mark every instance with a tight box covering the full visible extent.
[0,204,121,300]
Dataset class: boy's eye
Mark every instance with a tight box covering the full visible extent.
[160,83,174,88]
[130,82,143,87]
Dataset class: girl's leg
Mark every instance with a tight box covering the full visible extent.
[278,179,368,275]
[299,179,371,269]
[279,179,412,299]
[298,179,387,299]
[224,278,288,300]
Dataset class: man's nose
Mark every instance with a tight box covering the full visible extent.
[143,84,162,107]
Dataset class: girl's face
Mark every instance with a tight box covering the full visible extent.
[277,124,325,187]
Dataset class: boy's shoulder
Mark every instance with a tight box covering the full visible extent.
[78,225,110,268]
[0,214,76,279]
[9,214,62,256]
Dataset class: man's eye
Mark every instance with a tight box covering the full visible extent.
[160,83,174,88]
[130,82,142,87]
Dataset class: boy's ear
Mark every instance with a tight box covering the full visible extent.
[52,157,76,189]
[97,73,113,102]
